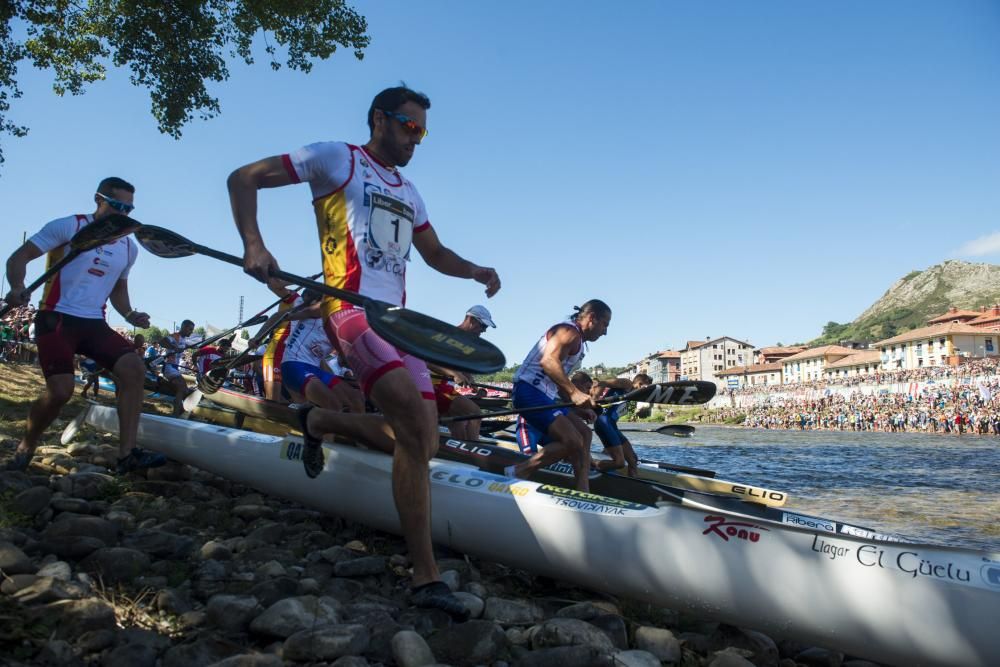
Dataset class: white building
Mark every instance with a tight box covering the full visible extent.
[680,337,754,387]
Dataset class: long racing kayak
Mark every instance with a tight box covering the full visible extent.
[70,404,1000,666]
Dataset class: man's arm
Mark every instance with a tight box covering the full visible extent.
[539,326,594,409]
[108,278,150,328]
[227,156,298,282]
[412,226,500,297]
[3,241,44,305]
[598,378,633,392]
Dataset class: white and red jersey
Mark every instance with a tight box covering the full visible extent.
[282,318,333,366]
[30,214,138,319]
[513,320,587,400]
[196,345,224,376]
[282,142,431,317]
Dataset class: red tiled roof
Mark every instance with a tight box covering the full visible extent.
[825,350,882,370]
[780,345,857,363]
[874,322,986,347]
[927,308,983,324]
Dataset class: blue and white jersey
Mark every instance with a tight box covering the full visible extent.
[513,319,586,400]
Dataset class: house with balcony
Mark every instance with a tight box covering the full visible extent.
[680,336,754,386]
[823,349,882,380]
[874,322,998,370]
[717,362,783,388]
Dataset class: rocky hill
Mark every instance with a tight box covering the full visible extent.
[812,260,1000,344]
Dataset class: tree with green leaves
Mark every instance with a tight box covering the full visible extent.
[0,1,369,165]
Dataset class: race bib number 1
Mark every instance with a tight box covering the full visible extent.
[367,193,415,260]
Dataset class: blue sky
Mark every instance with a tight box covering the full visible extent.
[2,1,999,367]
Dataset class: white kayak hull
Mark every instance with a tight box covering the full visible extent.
[77,405,1000,667]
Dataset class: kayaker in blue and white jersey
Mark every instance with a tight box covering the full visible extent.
[506,299,611,492]
[592,372,652,477]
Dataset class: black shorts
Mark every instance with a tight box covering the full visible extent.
[35,311,134,379]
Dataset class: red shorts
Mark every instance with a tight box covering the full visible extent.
[324,308,434,400]
[35,310,135,379]
[434,380,457,414]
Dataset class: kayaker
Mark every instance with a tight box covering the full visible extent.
[79,357,102,399]
[227,84,500,621]
[260,277,298,402]
[2,177,165,474]
[591,372,652,477]
[429,305,497,441]
[191,337,233,378]
[277,290,364,414]
[505,300,611,492]
[160,319,195,416]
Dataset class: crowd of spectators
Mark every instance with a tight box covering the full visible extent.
[0,303,37,363]
[712,357,1000,436]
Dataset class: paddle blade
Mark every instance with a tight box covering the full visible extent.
[656,424,696,437]
[627,381,716,405]
[242,313,269,328]
[134,225,198,258]
[364,302,505,374]
[72,214,142,251]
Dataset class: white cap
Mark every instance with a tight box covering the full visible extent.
[466,305,496,328]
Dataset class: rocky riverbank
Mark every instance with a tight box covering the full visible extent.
[0,365,875,667]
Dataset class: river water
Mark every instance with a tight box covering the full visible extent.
[624,425,1000,553]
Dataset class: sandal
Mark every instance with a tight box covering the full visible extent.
[297,405,325,479]
[410,581,470,622]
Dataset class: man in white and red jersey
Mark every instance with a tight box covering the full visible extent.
[227,85,500,620]
[428,305,497,441]
[507,300,612,492]
[3,177,165,475]
[192,337,233,377]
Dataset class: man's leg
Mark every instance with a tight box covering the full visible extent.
[369,368,440,587]
[113,353,146,457]
[446,395,481,441]
[511,415,588,491]
[169,376,187,415]
[15,373,75,462]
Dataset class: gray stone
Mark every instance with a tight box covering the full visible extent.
[793,647,845,667]
[104,642,159,667]
[50,496,92,514]
[319,545,357,564]
[123,530,195,559]
[611,650,661,667]
[37,639,79,667]
[232,504,274,520]
[146,461,191,481]
[153,588,190,615]
[179,610,208,630]
[634,626,681,663]
[331,658,370,667]
[0,540,34,574]
[345,609,404,664]
[43,514,118,546]
[249,576,300,607]
[454,591,485,619]
[66,441,97,456]
[440,569,461,591]
[207,655,283,667]
[590,615,628,650]
[426,620,507,666]
[162,637,247,667]
[556,601,611,621]
[483,597,544,625]
[531,618,614,651]
[39,535,105,560]
[392,629,436,667]
[36,560,72,581]
[255,560,287,579]
[206,594,262,633]
[12,576,85,603]
[53,471,114,499]
[1,573,38,594]
[11,485,52,515]
[249,595,343,638]
[80,547,150,584]
[37,598,117,639]
[200,540,233,561]
[283,623,370,661]
[708,652,757,667]
[334,555,386,577]
[75,629,116,653]
[246,522,285,544]
[513,645,612,667]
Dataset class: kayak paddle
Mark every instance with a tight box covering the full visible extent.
[134,225,505,374]
[444,380,717,423]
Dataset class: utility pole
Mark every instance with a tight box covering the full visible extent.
[239,295,244,323]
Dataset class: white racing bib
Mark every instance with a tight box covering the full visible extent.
[366,192,414,260]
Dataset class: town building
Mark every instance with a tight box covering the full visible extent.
[780,345,856,384]
[753,345,806,365]
[967,305,1000,331]
[680,336,754,386]
[716,362,783,389]
[823,349,882,380]
[926,307,983,326]
[874,322,998,370]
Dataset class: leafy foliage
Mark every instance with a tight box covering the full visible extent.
[0,1,369,164]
